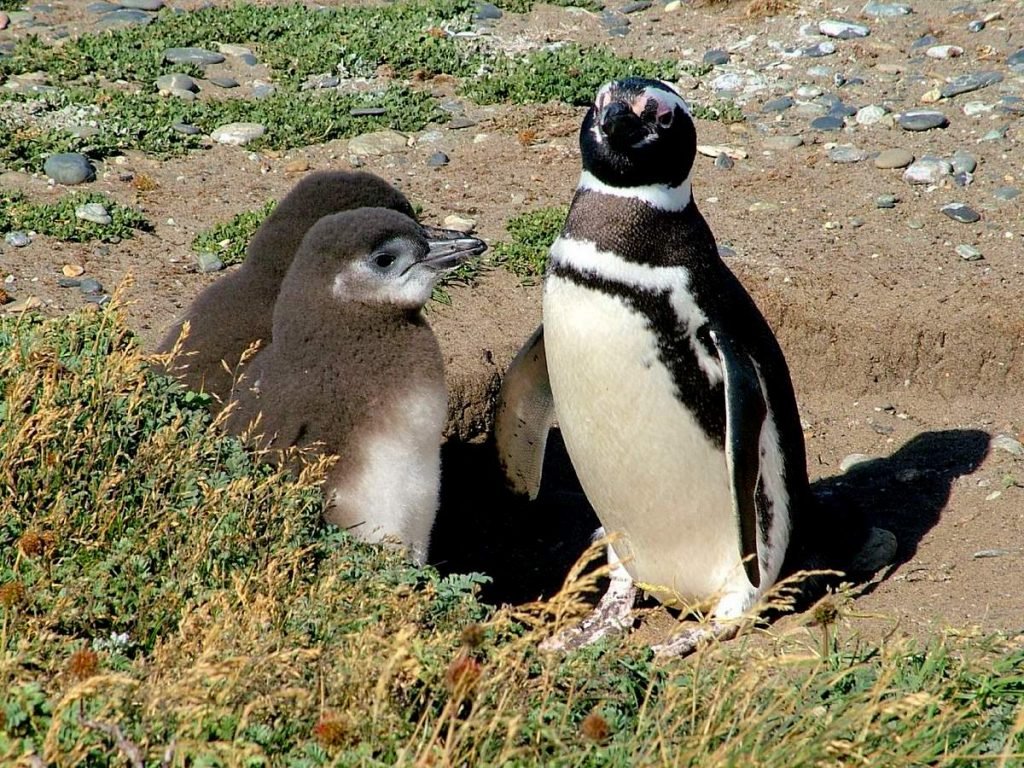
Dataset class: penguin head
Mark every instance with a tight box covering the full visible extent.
[579,78,697,189]
[288,208,487,310]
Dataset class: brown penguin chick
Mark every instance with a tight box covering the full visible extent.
[157,170,416,408]
[225,207,487,564]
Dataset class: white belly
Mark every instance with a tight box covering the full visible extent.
[544,276,750,608]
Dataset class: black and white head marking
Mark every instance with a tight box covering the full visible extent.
[578,77,697,211]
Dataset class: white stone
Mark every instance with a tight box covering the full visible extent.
[840,453,872,472]
[75,202,112,225]
[819,19,870,38]
[962,101,994,117]
[211,122,266,145]
[697,144,748,160]
[347,129,409,156]
[855,104,888,125]
[926,45,963,59]
[903,157,952,185]
[443,214,476,233]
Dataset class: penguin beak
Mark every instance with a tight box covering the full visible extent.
[420,226,488,271]
[599,101,648,148]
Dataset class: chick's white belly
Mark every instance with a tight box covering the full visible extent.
[544,277,745,606]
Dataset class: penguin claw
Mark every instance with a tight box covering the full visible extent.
[651,621,739,658]
[540,583,638,652]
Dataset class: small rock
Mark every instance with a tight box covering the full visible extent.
[829,145,866,163]
[714,153,734,170]
[903,156,952,184]
[208,76,239,89]
[973,549,1011,558]
[850,527,898,572]
[218,43,253,57]
[980,127,1007,142]
[875,193,899,208]
[802,41,837,58]
[861,1,911,16]
[284,158,310,173]
[962,101,994,118]
[764,135,804,150]
[155,73,197,93]
[350,107,387,117]
[840,453,872,472]
[620,0,652,12]
[171,122,202,136]
[796,85,823,100]
[951,149,977,175]
[79,277,103,294]
[855,104,888,125]
[239,53,259,67]
[118,0,164,9]
[2,296,42,313]
[62,264,85,278]
[762,96,794,113]
[84,294,111,306]
[163,47,225,66]
[448,116,478,130]
[196,252,224,273]
[348,129,409,156]
[95,8,153,28]
[703,49,730,66]
[819,19,870,39]
[718,245,737,258]
[912,34,939,49]
[926,44,963,59]
[940,71,1003,99]
[474,2,502,20]
[998,97,1024,116]
[993,187,1020,202]
[697,144,747,160]
[44,153,96,185]
[991,434,1024,456]
[75,202,112,225]
[967,19,985,32]
[56,277,82,288]
[5,232,31,247]
[251,83,275,99]
[426,151,450,167]
[940,202,980,223]
[955,243,982,261]
[443,214,476,233]
[874,148,914,169]
[898,109,948,131]
[1007,48,1024,74]
[211,122,266,146]
[810,114,845,131]
[748,201,779,213]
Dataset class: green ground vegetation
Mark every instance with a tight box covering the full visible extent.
[0,305,1022,766]
[191,200,277,267]
[0,190,150,242]
[0,1,724,171]
[491,206,568,280]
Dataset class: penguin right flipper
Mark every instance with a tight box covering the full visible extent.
[709,328,767,588]
[494,324,554,500]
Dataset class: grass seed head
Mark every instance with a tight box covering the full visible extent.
[460,622,486,648]
[812,597,840,627]
[445,652,482,697]
[580,709,610,743]
[0,580,26,608]
[312,715,350,749]
[67,648,100,682]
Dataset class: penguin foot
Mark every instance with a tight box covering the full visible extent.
[540,575,637,651]
[651,621,740,658]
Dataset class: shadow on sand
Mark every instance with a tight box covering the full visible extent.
[429,428,991,608]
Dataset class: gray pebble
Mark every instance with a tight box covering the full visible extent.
[802,41,837,58]
[940,71,1003,99]
[953,171,972,188]
[898,110,947,131]
[840,453,873,472]
[874,148,914,169]
[875,193,899,208]
[79,277,103,294]
[86,1,118,11]
[448,116,478,129]
[940,202,980,223]
[94,8,153,28]
[955,244,982,261]
[155,73,196,92]
[474,2,502,20]
[5,232,31,247]
[171,122,202,135]
[252,83,275,99]
[762,96,793,113]
[911,34,939,49]
[764,135,803,150]
[163,47,225,66]
[718,245,737,258]
[703,49,730,66]
[998,97,1024,116]
[903,156,952,184]
[967,19,985,32]
[620,0,652,12]
[855,104,888,125]
[829,145,866,163]
[861,1,911,16]
[44,152,96,185]
[211,122,266,145]
[993,187,1020,202]
[57,277,81,288]
[810,114,844,131]
[951,149,977,175]
[350,107,386,117]
[75,202,112,225]
[849,527,898,572]
[239,53,259,67]
[819,19,870,39]
[83,294,111,306]
[426,151,450,167]
[972,549,1013,559]
[991,433,1024,456]
[1007,48,1024,74]
[714,152,734,170]
[118,0,163,9]
[196,252,224,274]
[208,76,239,89]
[980,127,1007,142]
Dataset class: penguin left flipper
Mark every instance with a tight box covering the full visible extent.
[709,328,767,588]
[494,324,554,500]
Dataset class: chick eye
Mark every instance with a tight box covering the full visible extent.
[372,252,396,269]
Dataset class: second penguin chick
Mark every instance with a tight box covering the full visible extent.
[226,207,486,564]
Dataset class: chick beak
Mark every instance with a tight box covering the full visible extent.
[420,225,488,270]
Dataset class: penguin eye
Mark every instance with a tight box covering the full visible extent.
[371,251,396,270]
[656,110,674,129]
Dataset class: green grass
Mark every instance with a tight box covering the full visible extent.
[0,190,150,242]
[491,206,567,280]
[192,200,276,267]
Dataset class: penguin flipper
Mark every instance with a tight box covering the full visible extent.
[494,324,553,500]
[709,329,767,588]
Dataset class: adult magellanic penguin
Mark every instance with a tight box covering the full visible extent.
[496,78,814,654]
[225,208,486,564]
[157,170,417,408]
